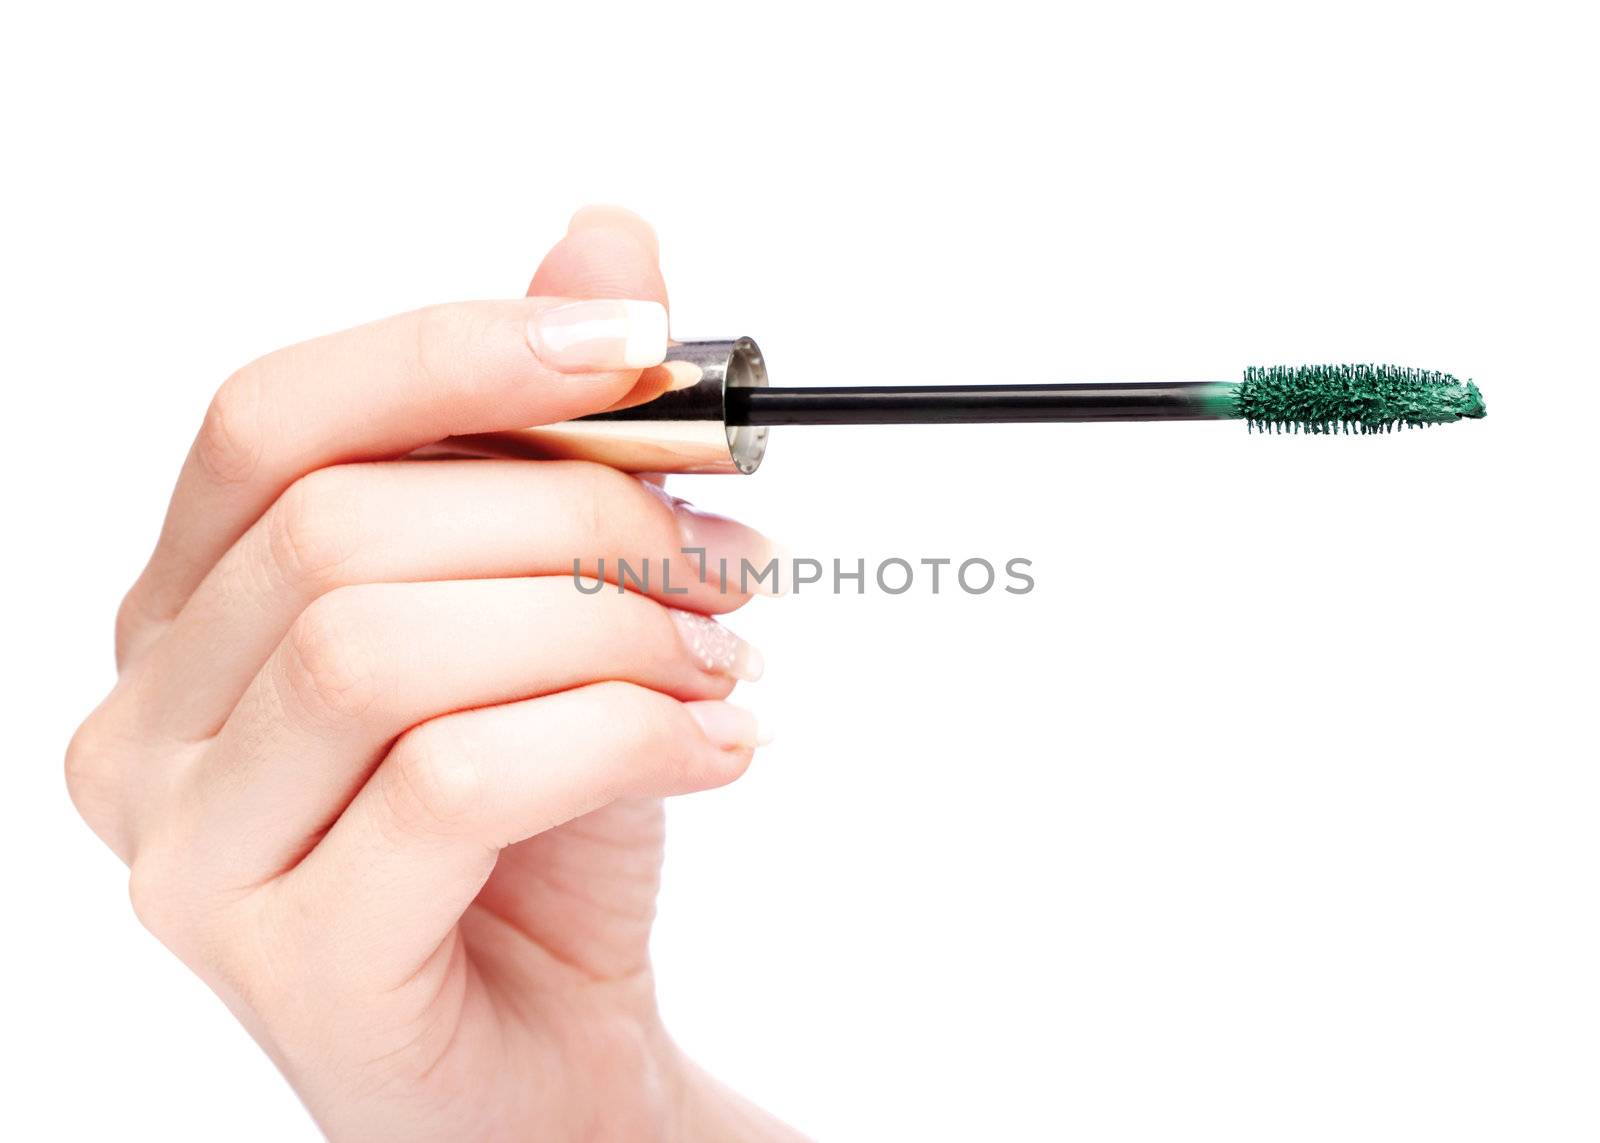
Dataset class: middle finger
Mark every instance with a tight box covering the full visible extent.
[132,458,777,741]
[168,576,762,889]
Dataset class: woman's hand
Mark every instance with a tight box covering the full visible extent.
[65,207,802,1141]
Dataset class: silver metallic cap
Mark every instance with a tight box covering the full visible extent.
[438,338,770,475]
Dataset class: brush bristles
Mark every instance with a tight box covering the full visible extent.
[1236,364,1486,435]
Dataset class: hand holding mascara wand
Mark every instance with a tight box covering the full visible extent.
[463,339,1488,474]
[67,201,1489,1142]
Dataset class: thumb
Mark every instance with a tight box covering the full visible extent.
[531,205,668,306]
[533,206,681,409]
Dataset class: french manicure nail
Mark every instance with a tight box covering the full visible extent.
[670,610,764,681]
[638,482,787,597]
[528,299,668,371]
[680,505,786,597]
[686,701,769,750]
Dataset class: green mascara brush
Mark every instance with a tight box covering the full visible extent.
[464,341,1488,474]
[731,363,1488,435]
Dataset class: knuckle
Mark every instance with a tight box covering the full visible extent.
[280,590,384,722]
[598,454,652,502]
[561,462,640,553]
[114,588,158,665]
[114,569,183,666]
[126,844,223,971]
[382,721,484,837]
[587,678,650,710]
[581,481,610,549]
[412,302,489,398]
[64,710,119,830]
[127,851,183,943]
[592,683,743,790]
[588,463,652,535]
[266,469,363,590]
[592,681,690,767]
[195,368,265,485]
[542,462,681,560]
[577,459,645,500]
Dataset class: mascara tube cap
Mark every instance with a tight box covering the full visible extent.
[438,338,770,475]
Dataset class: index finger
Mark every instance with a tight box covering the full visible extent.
[119,219,670,664]
[118,296,667,664]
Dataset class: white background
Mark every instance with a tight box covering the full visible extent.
[4,2,1596,1139]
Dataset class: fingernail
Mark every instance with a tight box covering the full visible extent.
[661,360,703,391]
[683,508,789,596]
[528,299,668,371]
[761,542,794,597]
[686,701,771,750]
[639,482,786,597]
[670,610,764,682]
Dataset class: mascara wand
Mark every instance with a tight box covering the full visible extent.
[461,340,1487,474]
[728,364,1488,434]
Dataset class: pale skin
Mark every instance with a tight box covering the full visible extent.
[65,207,806,1141]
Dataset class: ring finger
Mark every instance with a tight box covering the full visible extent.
[130,458,777,742]
[163,577,762,889]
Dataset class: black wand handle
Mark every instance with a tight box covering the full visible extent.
[726,382,1236,426]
